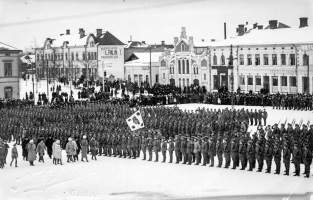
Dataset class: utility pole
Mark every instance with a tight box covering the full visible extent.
[149,45,152,86]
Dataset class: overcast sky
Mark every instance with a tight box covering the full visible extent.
[0,0,312,50]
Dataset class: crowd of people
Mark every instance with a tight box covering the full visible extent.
[0,100,312,178]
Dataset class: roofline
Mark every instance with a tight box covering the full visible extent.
[0,49,22,53]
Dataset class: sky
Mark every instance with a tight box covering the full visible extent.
[0,0,312,50]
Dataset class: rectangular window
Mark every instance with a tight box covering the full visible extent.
[239,54,244,65]
[281,54,286,65]
[163,73,165,79]
[134,74,138,83]
[203,73,206,80]
[213,75,218,89]
[4,63,13,77]
[272,76,278,86]
[82,53,86,60]
[281,76,287,86]
[255,54,260,65]
[263,54,269,65]
[76,53,79,60]
[290,54,295,65]
[239,75,245,85]
[255,76,261,85]
[247,54,252,65]
[290,76,297,87]
[186,60,189,74]
[4,87,13,99]
[248,76,253,85]
[178,60,181,74]
[65,53,68,60]
[186,78,189,86]
[155,74,159,83]
[272,54,277,65]
[182,60,185,74]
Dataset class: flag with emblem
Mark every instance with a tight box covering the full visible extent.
[126,110,145,131]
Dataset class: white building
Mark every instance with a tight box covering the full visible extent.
[158,27,210,89]
[35,28,125,83]
[211,18,313,94]
[125,52,163,86]
[0,44,22,99]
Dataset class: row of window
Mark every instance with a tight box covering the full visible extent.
[36,52,98,61]
[212,53,309,66]
[130,74,149,84]
[239,53,299,66]
[239,75,297,87]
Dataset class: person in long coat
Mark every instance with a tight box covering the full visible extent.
[10,143,18,167]
[81,135,89,162]
[36,140,47,163]
[27,139,36,166]
[65,137,77,162]
[90,137,99,160]
[52,140,62,165]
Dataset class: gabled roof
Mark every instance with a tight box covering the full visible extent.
[51,33,90,47]
[97,31,125,46]
[125,52,163,66]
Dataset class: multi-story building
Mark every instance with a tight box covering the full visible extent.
[158,27,210,89]
[124,41,173,86]
[35,28,125,83]
[0,44,22,99]
[210,18,313,94]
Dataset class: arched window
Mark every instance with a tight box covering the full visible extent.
[161,60,166,67]
[213,54,217,65]
[201,59,207,67]
[186,60,189,74]
[181,43,185,51]
[4,87,13,99]
[221,54,225,65]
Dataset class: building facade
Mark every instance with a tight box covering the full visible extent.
[211,18,313,94]
[158,27,210,89]
[0,45,22,99]
[151,18,313,94]
[35,28,125,83]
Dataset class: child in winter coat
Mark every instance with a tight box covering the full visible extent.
[36,140,47,163]
[10,143,18,167]
[52,140,62,165]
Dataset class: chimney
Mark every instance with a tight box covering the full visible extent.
[269,20,278,29]
[224,22,227,40]
[79,28,85,38]
[188,36,194,45]
[238,24,245,36]
[66,29,70,35]
[174,37,179,45]
[161,41,165,46]
[253,23,258,29]
[180,26,187,39]
[96,29,102,37]
[257,25,263,30]
[299,17,308,28]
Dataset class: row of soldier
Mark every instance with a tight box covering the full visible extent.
[0,101,311,178]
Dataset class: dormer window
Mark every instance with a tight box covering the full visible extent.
[181,43,186,51]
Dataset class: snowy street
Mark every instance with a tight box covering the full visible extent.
[0,104,313,200]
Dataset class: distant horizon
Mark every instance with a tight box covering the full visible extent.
[0,0,312,51]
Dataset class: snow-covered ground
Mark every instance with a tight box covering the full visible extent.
[1,105,313,200]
